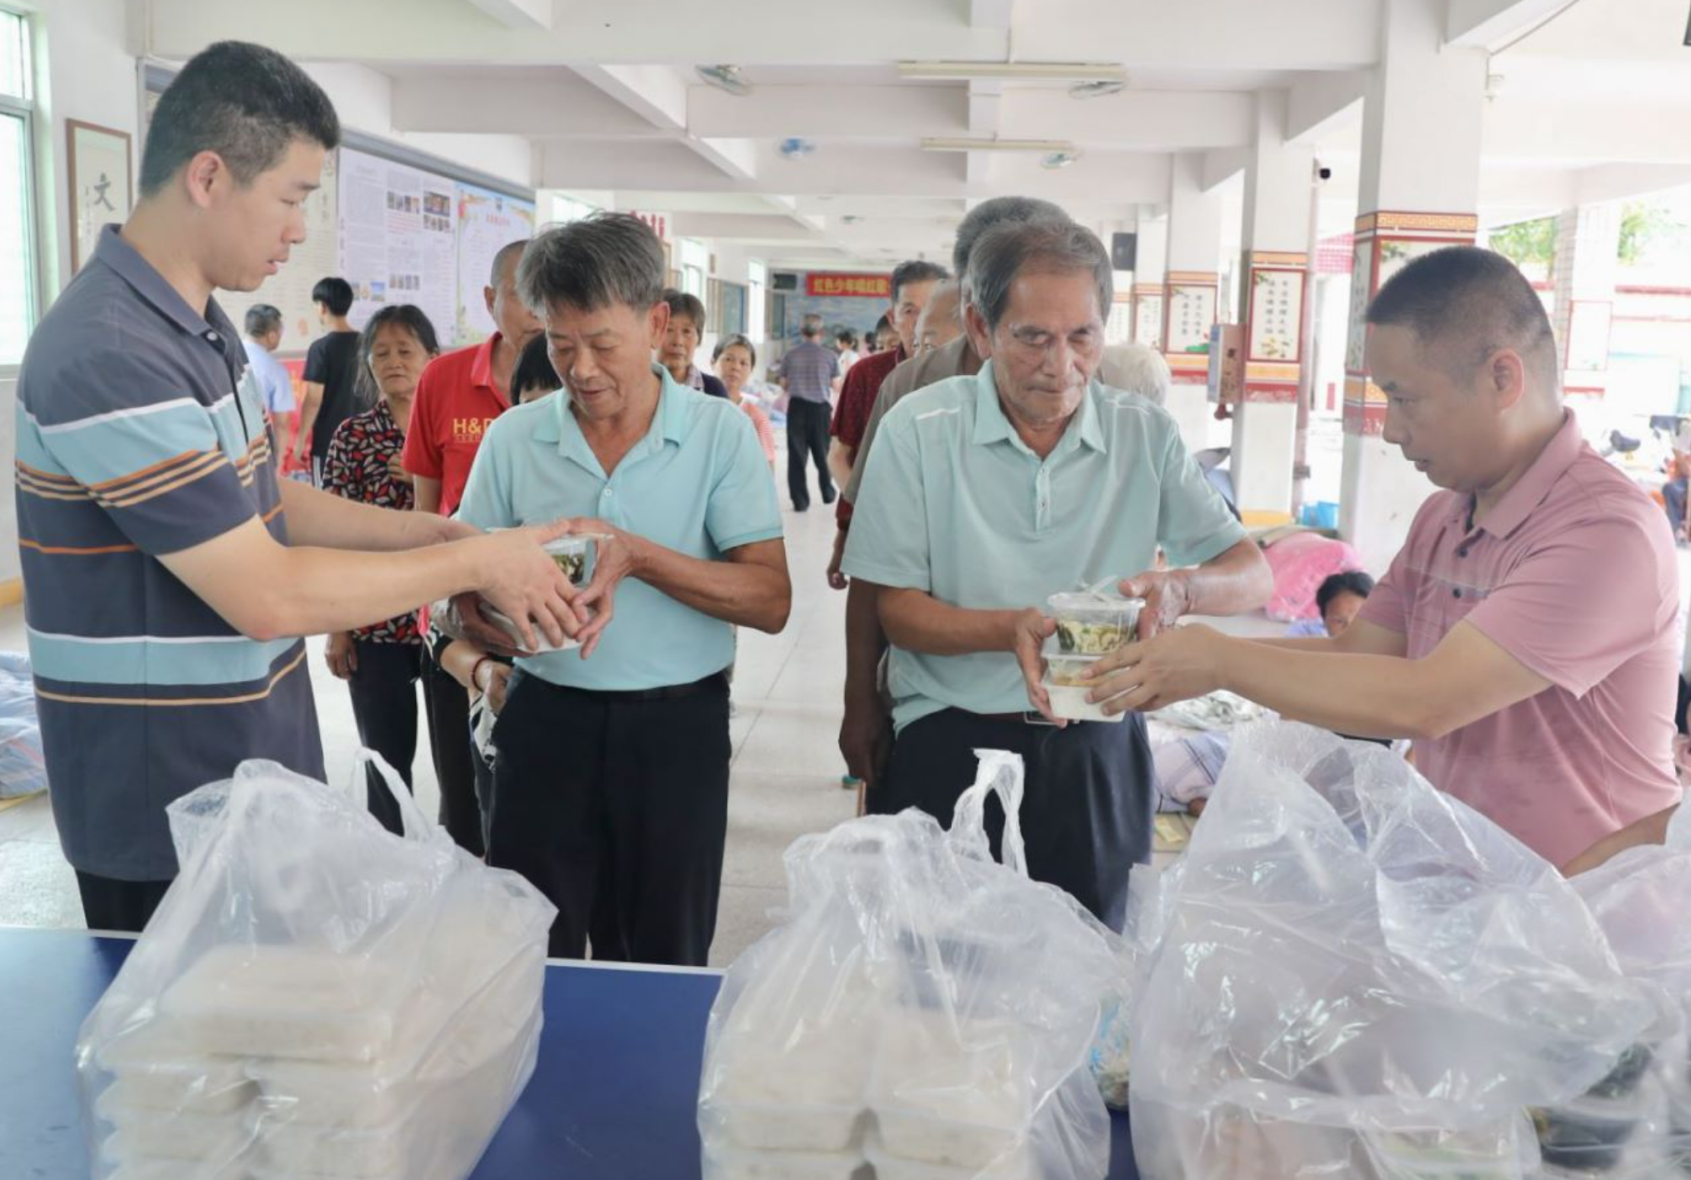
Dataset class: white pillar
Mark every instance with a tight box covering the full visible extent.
[1552,202,1621,411]
[1131,211,1168,349]
[1162,155,1225,451]
[1230,90,1315,523]
[1338,0,1487,574]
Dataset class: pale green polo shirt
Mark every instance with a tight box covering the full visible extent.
[457,366,783,691]
[841,361,1246,732]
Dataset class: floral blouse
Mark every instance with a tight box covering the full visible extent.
[322,399,420,645]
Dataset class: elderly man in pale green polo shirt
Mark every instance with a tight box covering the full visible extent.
[841,218,1271,929]
[457,213,791,967]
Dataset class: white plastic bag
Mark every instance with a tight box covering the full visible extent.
[1128,722,1661,1180]
[698,749,1122,1180]
[75,753,556,1180]
[1550,805,1691,1176]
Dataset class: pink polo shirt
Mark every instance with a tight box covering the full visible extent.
[1360,411,1683,866]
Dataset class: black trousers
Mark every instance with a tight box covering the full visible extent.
[487,671,731,966]
[344,640,429,836]
[878,708,1156,932]
[75,871,172,933]
[785,398,834,510]
[420,652,486,857]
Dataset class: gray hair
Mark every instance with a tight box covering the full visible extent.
[801,314,824,338]
[969,219,1113,334]
[490,238,528,288]
[1098,343,1172,406]
[516,212,664,315]
[915,279,962,333]
[243,303,282,339]
[952,195,1070,283]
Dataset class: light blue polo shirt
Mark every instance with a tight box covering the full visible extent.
[841,361,1246,732]
[457,366,783,691]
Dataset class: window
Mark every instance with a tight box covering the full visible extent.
[748,261,766,342]
[0,8,36,365]
[679,237,708,301]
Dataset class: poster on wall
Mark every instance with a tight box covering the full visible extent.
[217,151,341,354]
[1247,268,1304,363]
[1165,285,1217,354]
[1134,293,1164,349]
[67,120,132,273]
[1343,239,1373,374]
[339,147,459,341]
[455,182,537,344]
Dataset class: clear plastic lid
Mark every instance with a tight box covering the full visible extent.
[1045,594,1142,655]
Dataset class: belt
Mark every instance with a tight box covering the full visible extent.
[970,710,1060,727]
[543,671,728,703]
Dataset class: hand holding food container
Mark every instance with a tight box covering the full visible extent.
[439,528,615,658]
[1033,591,1145,724]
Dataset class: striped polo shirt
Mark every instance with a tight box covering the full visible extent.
[15,225,323,881]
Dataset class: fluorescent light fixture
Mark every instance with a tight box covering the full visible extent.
[1042,151,1082,169]
[921,137,1079,153]
[899,60,1124,82]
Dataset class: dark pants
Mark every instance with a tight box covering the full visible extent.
[345,640,431,838]
[75,871,172,933]
[877,708,1155,932]
[421,653,486,857]
[1666,477,1687,537]
[785,398,834,511]
[487,671,732,966]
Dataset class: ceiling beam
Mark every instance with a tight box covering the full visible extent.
[1286,69,1366,144]
[463,0,554,31]
[688,85,967,139]
[391,71,659,136]
[1201,147,1250,191]
[1013,0,1378,69]
[1445,0,1574,50]
[970,0,1015,28]
[997,90,1255,149]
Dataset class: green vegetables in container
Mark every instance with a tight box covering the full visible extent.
[1047,591,1143,656]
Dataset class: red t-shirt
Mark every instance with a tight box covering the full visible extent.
[401,334,509,516]
[830,345,905,527]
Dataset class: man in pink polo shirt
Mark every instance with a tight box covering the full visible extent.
[1085,246,1683,868]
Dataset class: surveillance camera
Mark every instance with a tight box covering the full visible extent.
[1317,165,1333,182]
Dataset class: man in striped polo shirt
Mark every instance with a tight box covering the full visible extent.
[16,42,580,932]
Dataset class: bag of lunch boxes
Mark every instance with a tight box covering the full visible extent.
[698,749,1124,1180]
[75,753,556,1180]
[1127,722,1662,1180]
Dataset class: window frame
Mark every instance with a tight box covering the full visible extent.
[0,5,41,373]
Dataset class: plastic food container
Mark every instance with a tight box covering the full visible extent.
[158,945,404,1063]
[1363,1121,1536,1180]
[1042,652,1126,724]
[705,1146,870,1180]
[101,1117,252,1166]
[481,605,583,654]
[868,1010,1034,1170]
[1531,1081,1662,1172]
[1047,593,1142,655]
[544,534,607,588]
[95,1055,255,1116]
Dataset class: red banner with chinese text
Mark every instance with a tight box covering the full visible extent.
[805,273,891,298]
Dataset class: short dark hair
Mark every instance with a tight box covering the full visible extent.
[890,259,951,304]
[511,332,562,397]
[969,219,1112,333]
[140,41,340,198]
[1315,571,1375,617]
[663,289,707,330]
[244,304,282,339]
[952,196,1069,282]
[312,277,353,317]
[1366,246,1557,388]
[834,328,858,348]
[873,314,893,338]
[516,213,664,315]
[490,239,528,288]
[354,304,440,405]
[713,333,757,368]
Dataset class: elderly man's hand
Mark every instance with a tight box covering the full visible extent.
[566,518,641,659]
[1081,623,1229,716]
[1009,607,1066,727]
[1119,570,1193,641]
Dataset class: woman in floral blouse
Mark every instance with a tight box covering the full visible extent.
[321,304,441,835]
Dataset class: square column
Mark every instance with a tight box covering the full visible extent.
[1231,90,1316,522]
[1338,0,1487,573]
[1552,202,1621,402]
[1162,155,1225,451]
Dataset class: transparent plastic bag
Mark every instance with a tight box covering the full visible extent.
[1552,806,1691,1176]
[1128,722,1662,1180]
[0,650,47,798]
[76,752,557,1180]
[698,749,1122,1180]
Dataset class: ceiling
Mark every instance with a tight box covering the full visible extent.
[135,0,1691,268]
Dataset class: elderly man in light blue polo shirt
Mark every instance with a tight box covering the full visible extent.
[842,217,1271,929]
[457,213,791,967]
